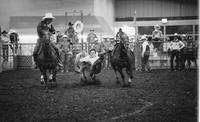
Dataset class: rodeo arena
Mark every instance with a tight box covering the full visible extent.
[0,0,199,121]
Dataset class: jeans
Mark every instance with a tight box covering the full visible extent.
[170,50,180,71]
[141,54,150,71]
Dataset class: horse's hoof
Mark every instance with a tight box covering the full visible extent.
[80,78,87,85]
[95,79,101,85]
[122,84,131,87]
[40,81,44,85]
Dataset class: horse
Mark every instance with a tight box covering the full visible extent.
[109,38,134,87]
[75,51,105,85]
[36,31,58,89]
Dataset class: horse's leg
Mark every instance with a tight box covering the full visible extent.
[118,69,126,87]
[126,66,133,86]
[114,69,120,84]
[80,66,87,85]
[40,68,48,88]
[52,67,57,87]
[48,69,54,88]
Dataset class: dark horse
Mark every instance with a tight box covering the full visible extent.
[36,31,57,88]
[110,40,134,87]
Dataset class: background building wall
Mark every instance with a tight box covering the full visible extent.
[0,0,94,30]
[94,0,115,31]
[115,0,198,18]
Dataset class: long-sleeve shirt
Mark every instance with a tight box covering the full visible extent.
[169,40,185,51]
[87,32,97,44]
[152,29,162,39]
[37,20,55,38]
[80,54,99,65]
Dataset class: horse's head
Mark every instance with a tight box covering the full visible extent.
[42,31,51,45]
[112,40,128,59]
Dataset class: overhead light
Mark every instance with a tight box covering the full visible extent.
[161,18,168,24]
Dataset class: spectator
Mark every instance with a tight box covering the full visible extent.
[87,29,97,51]
[134,35,142,71]
[152,24,163,51]
[102,38,112,69]
[1,30,9,62]
[56,31,63,43]
[9,29,19,55]
[186,36,197,69]
[91,38,102,54]
[65,22,78,44]
[141,35,151,72]
[116,28,125,41]
[168,33,185,71]
[59,35,70,72]
[180,34,188,70]
[1,30,9,43]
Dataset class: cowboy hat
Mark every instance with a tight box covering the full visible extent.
[154,24,160,29]
[9,29,16,33]
[1,30,8,34]
[68,22,73,26]
[141,35,147,40]
[173,33,179,37]
[63,35,67,38]
[42,13,55,20]
[182,34,186,37]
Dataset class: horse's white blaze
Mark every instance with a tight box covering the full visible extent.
[40,75,44,82]
[49,74,53,80]
[128,78,132,83]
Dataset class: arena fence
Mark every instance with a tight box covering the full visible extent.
[0,41,197,72]
[0,43,88,72]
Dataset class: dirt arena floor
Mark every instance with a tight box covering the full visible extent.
[0,68,197,122]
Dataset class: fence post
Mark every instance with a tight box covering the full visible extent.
[0,42,3,72]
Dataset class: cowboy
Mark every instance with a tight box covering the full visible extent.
[186,36,197,68]
[168,33,185,71]
[134,35,142,72]
[56,31,63,43]
[180,34,188,70]
[9,29,19,55]
[65,22,78,44]
[87,29,97,50]
[80,49,104,78]
[33,13,63,69]
[1,30,9,62]
[91,38,102,54]
[141,35,151,72]
[58,35,72,72]
[116,28,125,40]
[1,30,9,43]
[152,24,163,50]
